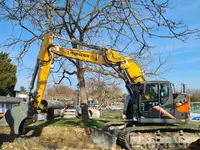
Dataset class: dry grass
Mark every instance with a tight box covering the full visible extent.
[0,126,122,150]
[1,127,98,150]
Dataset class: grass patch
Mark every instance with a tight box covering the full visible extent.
[28,118,200,132]
[177,121,200,128]
[28,110,125,129]
[187,121,200,127]
[101,111,122,118]
[28,118,124,129]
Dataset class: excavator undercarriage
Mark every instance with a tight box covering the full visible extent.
[91,121,200,149]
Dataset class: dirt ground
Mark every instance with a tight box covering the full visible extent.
[0,126,121,150]
[0,125,200,150]
[0,126,122,150]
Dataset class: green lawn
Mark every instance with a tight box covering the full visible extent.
[100,111,122,119]
[28,111,200,129]
[29,118,124,129]
[188,121,200,127]
[28,110,124,129]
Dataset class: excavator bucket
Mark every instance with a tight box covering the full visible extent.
[90,122,128,149]
[91,127,117,149]
[5,100,33,135]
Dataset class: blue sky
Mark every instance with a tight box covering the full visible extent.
[151,0,200,90]
[0,0,200,92]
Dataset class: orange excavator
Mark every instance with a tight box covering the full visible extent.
[4,33,200,149]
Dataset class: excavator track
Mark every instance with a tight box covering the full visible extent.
[117,126,200,149]
[117,128,131,149]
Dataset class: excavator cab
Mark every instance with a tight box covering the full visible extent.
[125,81,190,124]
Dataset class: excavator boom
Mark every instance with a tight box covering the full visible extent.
[5,33,144,134]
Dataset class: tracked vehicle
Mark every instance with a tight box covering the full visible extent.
[4,33,200,149]
[91,81,200,149]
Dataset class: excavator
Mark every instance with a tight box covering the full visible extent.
[4,33,200,149]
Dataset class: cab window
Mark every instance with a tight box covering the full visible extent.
[144,84,159,101]
[160,83,169,104]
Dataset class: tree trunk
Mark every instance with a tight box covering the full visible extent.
[77,60,89,119]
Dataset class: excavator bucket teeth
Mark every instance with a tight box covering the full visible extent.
[91,127,117,149]
[5,100,32,135]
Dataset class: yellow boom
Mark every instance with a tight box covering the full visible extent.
[35,33,145,108]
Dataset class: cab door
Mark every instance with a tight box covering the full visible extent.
[141,83,160,118]
[159,83,176,119]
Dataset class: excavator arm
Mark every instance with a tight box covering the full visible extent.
[5,32,145,134]
[34,33,145,108]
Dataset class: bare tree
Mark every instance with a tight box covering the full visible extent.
[44,85,75,101]
[0,0,198,119]
[186,89,200,102]
[86,77,123,106]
